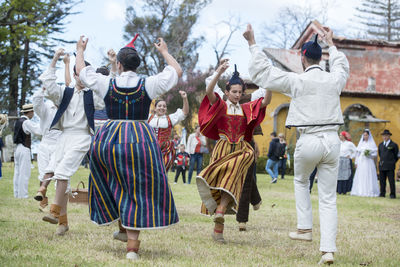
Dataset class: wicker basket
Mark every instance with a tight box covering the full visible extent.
[69,181,88,204]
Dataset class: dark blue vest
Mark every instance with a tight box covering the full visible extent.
[50,87,95,133]
[104,78,152,120]
[13,117,31,148]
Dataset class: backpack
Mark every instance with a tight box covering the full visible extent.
[274,143,286,159]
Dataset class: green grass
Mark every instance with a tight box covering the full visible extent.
[1,162,400,266]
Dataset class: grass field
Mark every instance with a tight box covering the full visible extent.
[1,162,400,266]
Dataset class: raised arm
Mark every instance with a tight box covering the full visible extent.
[244,24,296,96]
[206,59,229,105]
[63,54,72,87]
[75,35,88,76]
[32,88,47,119]
[321,27,349,92]
[154,38,183,78]
[179,91,189,116]
[107,49,117,76]
[38,48,66,105]
[261,90,272,108]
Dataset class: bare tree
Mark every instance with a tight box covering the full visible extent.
[261,0,332,48]
[212,16,243,68]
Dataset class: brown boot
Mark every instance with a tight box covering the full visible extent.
[39,197,48,212]
[56,214,69,236]
[126,240,140,260]
[34,187,47,201]
[42,204,60,224]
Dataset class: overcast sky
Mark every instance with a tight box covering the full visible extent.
[50,0,361,81]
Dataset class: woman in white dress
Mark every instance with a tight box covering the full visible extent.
[351,129,380,197]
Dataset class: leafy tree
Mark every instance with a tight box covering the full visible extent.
[0,0,80,116]
[124,0,211,76]
[124,0,212,133]
[356,0,400,41]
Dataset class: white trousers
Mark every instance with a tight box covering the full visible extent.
[294,131,340,252]
[13,144,32,198]
[37,140,58,181]
[49,133,91,181]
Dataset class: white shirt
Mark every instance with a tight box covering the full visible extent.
[249,45,349,135]
[32,89,62,142]
[79,65,179,101]
[340,140,357,158]
[39,67,103,134]
[384,140,391,147]
[148,108,186,129]
[205,71,266,102]
[21,115,41,136]
[225,99,243,116]
[186,132,207,154]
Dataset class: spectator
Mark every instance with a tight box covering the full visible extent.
[174,144,190,184]
[278,133,288,179]
[186,126,206,184]
[265,132,280,183]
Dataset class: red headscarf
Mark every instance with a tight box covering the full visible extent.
[340,131,351,141]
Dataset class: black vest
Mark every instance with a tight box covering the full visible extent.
[13,117,31,148]
[50,87,95,133]
[104,78,152,120]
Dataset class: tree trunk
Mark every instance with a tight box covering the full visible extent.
[20,37,30,106]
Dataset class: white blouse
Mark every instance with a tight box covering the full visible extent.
[148,108,186,129]
[340,140,357,159]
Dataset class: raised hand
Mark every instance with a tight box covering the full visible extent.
[243,24,256,46]
[107,49,117,63]
[54,48,65,60]
[216,58,229,74]
[154,38,168,54]
[179,90,187,99]
[63,53,70,65]
[76,35,88,52]
[321,26,334,47]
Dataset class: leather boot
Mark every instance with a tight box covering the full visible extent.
[42,204,60,224]
[56,214,69,236]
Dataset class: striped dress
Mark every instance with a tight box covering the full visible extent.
[196,94,266,215]
[89,78,178,229]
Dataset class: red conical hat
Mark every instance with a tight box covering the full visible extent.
[125,34,139,49]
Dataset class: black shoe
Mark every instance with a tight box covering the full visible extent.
[379,194,385,198]
[390,195,396,199]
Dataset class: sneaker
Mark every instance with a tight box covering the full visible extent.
[271,178,277,183]
[238,222,246,231]
[113,231,128,242]
[318,252,334,265]
[253,201,262,211]
[126,251,140,260]
[288,231,312,241]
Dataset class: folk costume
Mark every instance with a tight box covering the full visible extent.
[205,72,263,227]
[79,37,179,231]
[249,34,349,253]
[32,88,62,209]
[337,131,356,194]
[197,66,266,216]
[148,108,186,171]
[13,104,41,198]
[351,130,380,197]
[39,61,101,234]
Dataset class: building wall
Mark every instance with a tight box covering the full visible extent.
[254,92,400,170]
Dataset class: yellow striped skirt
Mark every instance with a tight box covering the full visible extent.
[196,139,254,215]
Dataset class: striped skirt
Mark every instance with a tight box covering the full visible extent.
[89,120,179,230]
[160,140,175,172]
[196,139,254,215]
